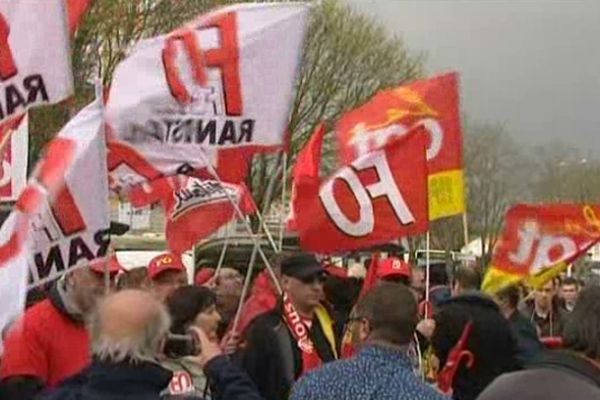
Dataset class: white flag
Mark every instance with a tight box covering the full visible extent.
[0,0,73,122]
[105,2,310,188]
[0,99,109,336]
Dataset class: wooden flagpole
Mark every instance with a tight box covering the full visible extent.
[424,231,431,319]
[278,152,288,252]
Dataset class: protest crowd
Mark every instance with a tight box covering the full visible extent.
[1,1,600,400]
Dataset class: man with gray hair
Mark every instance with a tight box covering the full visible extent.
[40,289,173,400]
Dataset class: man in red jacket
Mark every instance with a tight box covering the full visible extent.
[0,261,119,400]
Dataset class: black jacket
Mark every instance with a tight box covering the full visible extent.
[204,355,264,400]
[37,360,172,400]
[507,310,543,365]
[241,308,337,400]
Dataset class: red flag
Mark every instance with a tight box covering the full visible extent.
[293,126,429,253]
[336,73,464,220]
[66,0,93,35]
[132,176,256,254]
[483,204,600,293]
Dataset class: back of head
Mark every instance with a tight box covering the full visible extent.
[90,289,170,364]
[432,295,519,399]
[496,284,520,310]
[166,285,217,334]
[564,285,600,360]
[355,282,417,346]
[453,266,481,293]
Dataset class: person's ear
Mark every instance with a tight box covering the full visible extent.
[358,318,371,342]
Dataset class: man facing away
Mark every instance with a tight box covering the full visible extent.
[0,262,119,400]
[290,282,446,400]
[242,252,338,400]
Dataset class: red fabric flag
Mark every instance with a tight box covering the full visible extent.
[131,176,255,254]
[359,254,380,298]
[483,204,600,293]
[292,126,429,253]
[336,73,464,220]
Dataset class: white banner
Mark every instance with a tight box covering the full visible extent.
[0,114,28,202]
[0,0,73,122]
[106,2,310,186]
[27,99,110,284]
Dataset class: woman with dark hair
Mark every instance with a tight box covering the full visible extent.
[161,285,222,399]
[431,293,519,400]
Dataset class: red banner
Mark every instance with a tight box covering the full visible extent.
[292,125,429,253]
[130,176,255,254]
[483,204,600,293]
[335,73,464,220]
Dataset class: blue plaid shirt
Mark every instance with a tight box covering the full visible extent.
[291,344,447,400]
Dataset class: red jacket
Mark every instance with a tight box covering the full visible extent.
[0,297,90,387]
[236,271,278,336]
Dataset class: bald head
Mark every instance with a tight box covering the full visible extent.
[90,290,170,363]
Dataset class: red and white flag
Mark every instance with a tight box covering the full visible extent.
[483,204,600,293]
[0,99,109,333]
[0,0,73,123]
[105,3,310,193]
[0,114,27,202]
[130,176,255,254]
[292,125,429,253]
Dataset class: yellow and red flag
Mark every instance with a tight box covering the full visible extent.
[335,72,464,220]
[482,204,600,293]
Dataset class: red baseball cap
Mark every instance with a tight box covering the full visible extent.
[89,255,123,275]
[195,268,215,285]
[377,257,411,280]
[325,264,348,279]
[148,253,186,280]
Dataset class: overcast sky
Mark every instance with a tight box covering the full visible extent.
[343,0,600,152]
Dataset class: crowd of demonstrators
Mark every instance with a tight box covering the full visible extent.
[241,253,339,400]
[291,283,445,400]
[478,285,600,400]
[2,247,599,400]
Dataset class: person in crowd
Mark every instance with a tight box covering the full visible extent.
[428,261,452,307]
[559,277,580,313]
[162,285,222,398]
[0,262,119,400]
[323,265,361,339]
[242,253,338,400]
[147,253,188,303]
[377,257,412,286]
[431,292,519,400]
[451,266,481,297]
[523,279,564,337]
[116,267,148,290]
[290,282,445,400]
[495,285,543,364]
[213,267,244,338]
[477,286,600,400]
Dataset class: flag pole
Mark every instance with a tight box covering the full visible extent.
[462,212,470,248]
[278,152,288,251]
[231,242,259,334]
[198,150,283,290]
[424,231,431,319]
[215,231,230,276]
[254,206,280,253]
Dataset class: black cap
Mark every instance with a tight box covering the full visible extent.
[280,253,325,280]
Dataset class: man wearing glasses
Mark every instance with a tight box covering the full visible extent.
[241,252,339,400]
